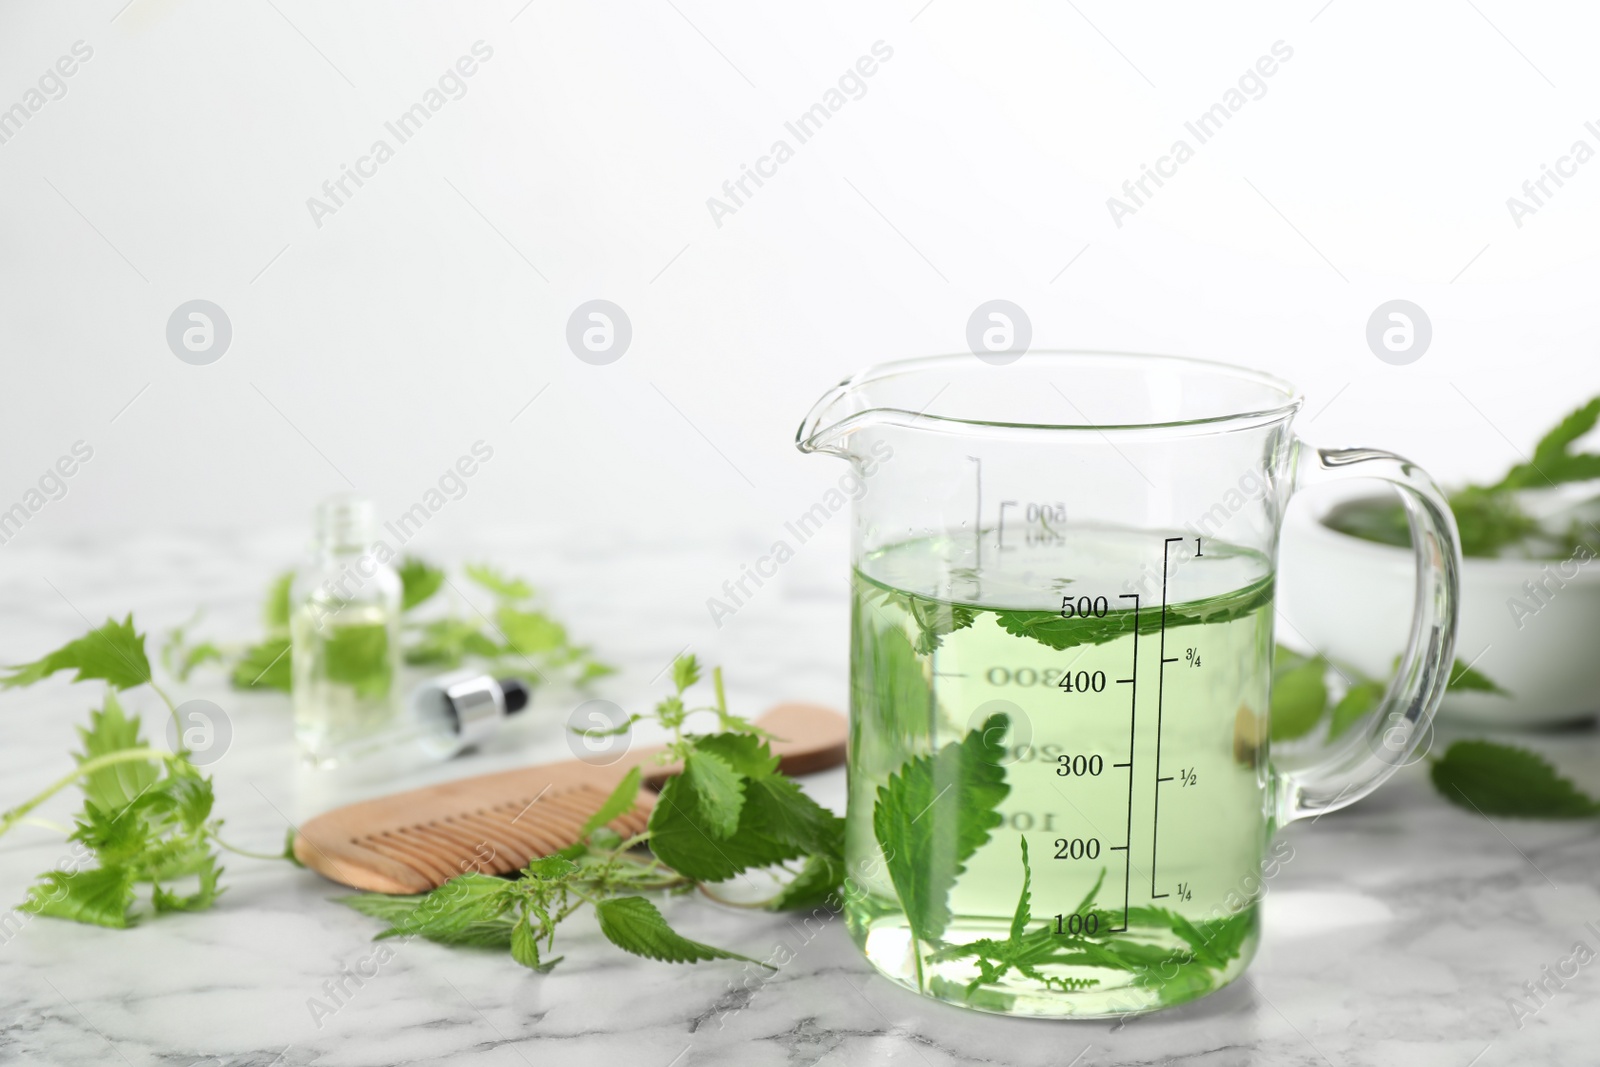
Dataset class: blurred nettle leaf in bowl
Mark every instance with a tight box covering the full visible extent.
[1324,396,1600,560]
[1286,395,1600,727]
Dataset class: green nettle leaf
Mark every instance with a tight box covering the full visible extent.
[1269,648,1328,742]
[75,692,159,814]
[1322,498,1411,550]
[648,734,841,883]
[649,779,789,882]
[510,913,542,969]
[741,776,843,859]
[691,732,781,779]
[397,556,445,612]
[2,616,152,691]
[576,660,617,683]
[681,749,745,838]
[465,563,534,601]
[1448,660,1510,696]
[231,636,292,692]
[1449,487,1545,558]
[166,774,215,830]
[322,623,393,700]
[162,616,226,683]
[1431,741,1600,818]
[767,853,844,912]
[868,590,977,654]
[1267,646,1510,747]
[22,867,137,928]
[496,607,568,656]
[342,873,518,947]
[71,803,153,871]
[873,714,1011,944]
[174,642,224,681]
[578,766,642,841]
[993,608,1135,652]
[403,618,501,668]
[993,578,1274,655]
[336,892,427,925]
[1499,396,1600,490]
[593,896,768,966]
[1327,680,1384,740]
[852,619,933,748]
[1008,837,1033,944]
[671,654,702,693]
[264,572,295,630]
[151,854,223,913]
[525,856,579,880]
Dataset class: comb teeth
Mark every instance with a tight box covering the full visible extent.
[349,783,651,887]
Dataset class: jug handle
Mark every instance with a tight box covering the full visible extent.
[1272,441,1462,826]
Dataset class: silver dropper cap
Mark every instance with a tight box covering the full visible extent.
[411,670,531,758]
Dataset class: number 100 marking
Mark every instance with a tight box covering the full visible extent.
[1054,912,1100,936]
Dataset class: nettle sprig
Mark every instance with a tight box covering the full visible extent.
[165,557,613,695]
[341,654,847,969]
[1,624,846,973]
[0,618,287,928]
[340,777,764,972]
[1266,642,1600,820]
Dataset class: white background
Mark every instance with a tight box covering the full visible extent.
[1,0,1597,564]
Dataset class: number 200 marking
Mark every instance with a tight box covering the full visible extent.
[1054,837,1101,860]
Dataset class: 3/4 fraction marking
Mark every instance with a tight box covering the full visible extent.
[1150,536,1189,900]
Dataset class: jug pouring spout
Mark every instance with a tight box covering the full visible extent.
[795,358,952,459]
[795,374,875,458]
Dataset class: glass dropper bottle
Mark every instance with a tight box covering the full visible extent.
[290,494,403,767]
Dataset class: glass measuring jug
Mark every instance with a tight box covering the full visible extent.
[796,352,1460,1018]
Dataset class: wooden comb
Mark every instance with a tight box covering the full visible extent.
[293,702,848,894]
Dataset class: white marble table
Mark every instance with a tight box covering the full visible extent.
[1,530,1598,1067]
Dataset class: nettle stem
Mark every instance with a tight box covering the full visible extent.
[696,882,778,909]
[147,679,184,749]
[213,836,287,862]
[0,746,174,840]
[712,666,728,717]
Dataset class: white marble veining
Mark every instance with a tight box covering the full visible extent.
[2,530,1599,1067]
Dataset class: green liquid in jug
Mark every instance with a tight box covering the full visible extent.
[846,526,1277,1017]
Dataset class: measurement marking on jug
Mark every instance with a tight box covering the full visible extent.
[1111,592,1139,931]
[968,456,983,571]
[1151,536,1189,901]
[998,499,1068,551]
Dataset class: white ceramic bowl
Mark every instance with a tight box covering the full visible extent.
[1281,491,1600,727]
